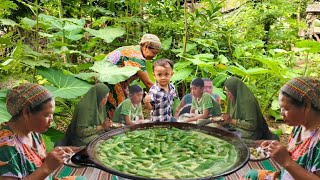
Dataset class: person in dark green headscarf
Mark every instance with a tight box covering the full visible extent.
[60,83,112,146]
[221,77,278,141]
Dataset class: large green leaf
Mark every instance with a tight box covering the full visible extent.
[89,61,140,84]
[227,66,247,77]
[84,27,125,43]
[212,74,227,87]
[21,17,36,29]
[37,67,92,99]
[162,37,172,50]
[246,68,270,75]
[0,99,11,123]
[0,19,18,26]
[295,40,320,53]
[0,89,9,98]
[193,53,214,61]
[171,68,193,82]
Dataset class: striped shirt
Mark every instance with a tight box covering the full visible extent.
[148,83,177,122]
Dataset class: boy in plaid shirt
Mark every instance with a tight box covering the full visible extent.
[144,59,177,122]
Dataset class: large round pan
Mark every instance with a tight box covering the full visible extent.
[71,122,249,180]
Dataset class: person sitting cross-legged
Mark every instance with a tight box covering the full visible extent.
[174,78,220,118]
[178,78,221,124]
[112,84,145,125]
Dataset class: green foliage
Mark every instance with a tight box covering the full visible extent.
[43,128,65,152]
[0,0,319,133]
[84,27,126,43]
[0,89,10,122]
[76,61,140,84]
[37,67,93,99]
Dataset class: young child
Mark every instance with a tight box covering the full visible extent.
[144,58,177,122]
[185,78,221,123]
[112,84,145,125]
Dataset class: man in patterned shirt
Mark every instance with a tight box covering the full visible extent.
[144,59,177,122]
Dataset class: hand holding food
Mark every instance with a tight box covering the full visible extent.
[221,113,232,124]
[261,140,292,166]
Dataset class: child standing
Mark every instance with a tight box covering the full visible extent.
[144,59,177,122]
[185,78,221,123]
[112,84,145,125]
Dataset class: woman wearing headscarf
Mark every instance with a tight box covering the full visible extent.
[221,77,277,141]
[244,77,320,180]
[104,34,161,118]
[62,83,111,146]
[0,83,82,180]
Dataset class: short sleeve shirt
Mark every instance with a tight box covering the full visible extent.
[0,122,47,178]
[112,98,143,123]
[148,83,177,122]
[191,92,221,116]
[281,126,320,179]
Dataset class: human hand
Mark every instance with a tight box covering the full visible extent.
[221,113,232,124]
[42,147,65,173]
[261,140,293,167]
[102,119,112,130]
[144,94,152,104]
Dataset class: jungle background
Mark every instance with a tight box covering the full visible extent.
[0,0,320,151]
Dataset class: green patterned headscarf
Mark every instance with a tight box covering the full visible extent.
[281,77,320,110]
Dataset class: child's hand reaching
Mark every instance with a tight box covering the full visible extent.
[144,92,152,104]
[101,118,112,130]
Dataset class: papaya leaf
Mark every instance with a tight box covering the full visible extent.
[37,67,92,99]
[84,27,125,43]
[90,61,140,84]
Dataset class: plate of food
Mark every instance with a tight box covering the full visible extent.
[249,146,270,161]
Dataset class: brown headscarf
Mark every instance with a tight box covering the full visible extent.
[6,83,53,117]
[280,77,320,110]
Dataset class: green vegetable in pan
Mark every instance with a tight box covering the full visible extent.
[97,128,238,179]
